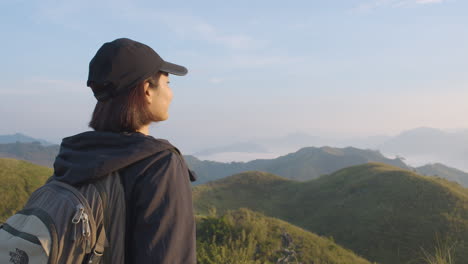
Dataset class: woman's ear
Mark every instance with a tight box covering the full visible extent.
[143,81,153,104]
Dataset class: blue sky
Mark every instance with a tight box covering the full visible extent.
[1,0,467,152]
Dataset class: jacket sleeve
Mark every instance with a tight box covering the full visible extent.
[130,151,196,264]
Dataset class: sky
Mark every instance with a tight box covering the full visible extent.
[1,0,468,153]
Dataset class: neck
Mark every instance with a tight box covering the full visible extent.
[136,124,150,135]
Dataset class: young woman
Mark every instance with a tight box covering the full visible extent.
[52,38,197,263]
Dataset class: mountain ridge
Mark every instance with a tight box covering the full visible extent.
[187,146,410,184]
[0,133,55,146]
[193,162,468,264]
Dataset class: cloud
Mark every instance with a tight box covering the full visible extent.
[105,2,265,51]
[31,1,265,51]
[415,0,446,4]
[188,21,263,50]
[113,3,266,51]
[353,0,447,12]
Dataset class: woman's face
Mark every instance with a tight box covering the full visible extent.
[146,73,173,121]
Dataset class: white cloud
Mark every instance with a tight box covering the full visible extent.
[415,0,446,4]
[353,0,447,12]
[31,1,265,51]
[106,3,264,51]
[188,21,262,50]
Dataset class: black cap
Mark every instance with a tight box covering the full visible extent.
[87,38,188,101]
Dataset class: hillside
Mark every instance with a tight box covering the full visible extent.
[187,146,409,184]
[196,208,372,264]
[193,163,468,264]
[0,158,372,263]
[0,158,52,221]
[416,163,468,187]
[0,141,59,167]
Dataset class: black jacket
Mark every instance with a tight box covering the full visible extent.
[52,131,197,264]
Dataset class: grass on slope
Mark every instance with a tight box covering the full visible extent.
[193,162,468,264]
[193,171,292,216]
[0,158,52,221]
[196,208,374,264]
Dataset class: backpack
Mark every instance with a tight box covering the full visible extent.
[0,171,125,264]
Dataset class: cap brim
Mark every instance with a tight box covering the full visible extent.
[160,61,188,76]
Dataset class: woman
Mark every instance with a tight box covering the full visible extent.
[52,38,197,263]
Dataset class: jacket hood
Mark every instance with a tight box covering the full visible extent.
[53,131,175,185]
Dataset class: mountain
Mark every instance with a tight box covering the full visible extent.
[196,208,371,264]
[416,163,468,187]
[0,157,371,263]
[2,156,465,263]
[0,158,52,221]
[187,146,409,184]
[4,136,468,190]
[379,127,468,171]
[190,127,468,172]
[0,141,60,168]
[192,142,269,156]
[0,133,55,146]
[193,164,468,264]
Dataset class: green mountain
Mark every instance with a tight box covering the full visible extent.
[0,141,59,168]
[416,162,468,187]
[193,164,468,264]
[187,146,409,184]
[196,208,372,264]
[6,140,468,191]
[0,157,372,263]
[0,158,52,221]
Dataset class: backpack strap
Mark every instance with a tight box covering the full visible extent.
[86,170,125,264]
[168,147,198,182]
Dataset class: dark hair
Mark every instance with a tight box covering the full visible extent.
[88,72,163,132]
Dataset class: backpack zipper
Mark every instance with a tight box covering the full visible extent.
[50,181,97,253]
[82,212,91,252]
[70,204,92,252]
[71,205,84,241]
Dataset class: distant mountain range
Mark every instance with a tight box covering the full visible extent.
[191,127,468,172]
[378,127,468,171]
[193,163,468,264]
[415,163,468,187]
[191,132,389,161]
[2,134,468,188]
[192,142,269,156]
[0,133,55,146]
[0,141,60,167]
[186,146,411,184]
